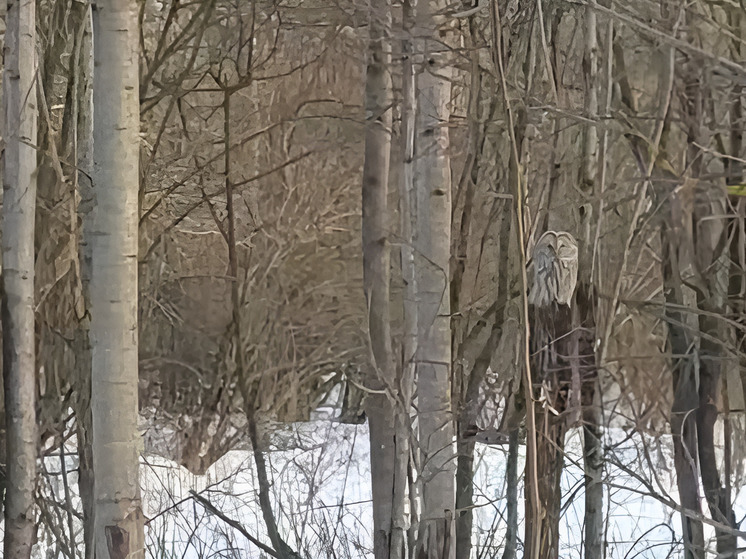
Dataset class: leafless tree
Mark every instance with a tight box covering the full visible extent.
[2,1,39,557]
[89,1,145,556]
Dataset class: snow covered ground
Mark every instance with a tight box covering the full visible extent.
[140,420,746,559]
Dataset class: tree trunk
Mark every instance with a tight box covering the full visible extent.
[362,1,405,557]
[661,214,705,559]
[2,1,39,557]
[524,331,568,559]
[502,427,520,559]
[454,171,509,559]
[452,17,489,559]
[413,0,455,554]
[526,301,592,559]
[246,417,300,559]
[400,1,418,553]
[620,18,708,555]
[90,2,145,557]
[696,333,737,557]
[583,386,604,559]
[693,193,736,557]
[684,38,738,555]
[68,4,95,556]
[581,6,605,556]
[455,322,500,559]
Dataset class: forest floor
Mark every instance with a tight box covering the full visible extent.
[139,420,746,558]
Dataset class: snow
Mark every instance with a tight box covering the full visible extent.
[24,418,746,558]
[140,421,746,558]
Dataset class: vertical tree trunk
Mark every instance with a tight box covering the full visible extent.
[693,197,736,558]
[635,137,707,559]
[581,5,604,557]
[455,322,501,559]
[581,1,599,193]
[454,155,509,559]
[452,17,488,559]
[661,214,705,559]
[683,30,738,553]
[531,413,566,559]
[361,1,404,557]
[524,318,569,559]
[90,2,145,557]
[726,7,744,188]
[582,387,604,559]
[414,0,455,555]
[67,4,95,556]
[501,426,520,559]
[2,1,39,558]
[400,1,418,552]
[696,325,737,557]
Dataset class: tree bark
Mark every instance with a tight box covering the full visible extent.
[524,314,569,559]
[501,427,520,559]
[68,4,95,556]
[361,1,405,558]
[90,2,145,557]
[413,0,455,555]
[581,6,605,556]
[247,417,301,559]
[661,211,705,559]
[2,1,39,557]
[693,193,736,558]
[582,385,604,559]
[400,1,418,553]
[455,322,500,559]
[684,34,738,554]
[619,18,709,556]
[526,301,593,559]
[454,168,509,559]
[452,17,492,559]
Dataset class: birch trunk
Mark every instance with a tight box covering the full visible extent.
[90,2,145,557]
[2,1,39,557]
[361,1,404,557]
[414,0,455,555]
[400,1,418,552]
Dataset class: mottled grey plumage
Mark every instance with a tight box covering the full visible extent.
[528,231,578,308]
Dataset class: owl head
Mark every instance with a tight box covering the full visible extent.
[528,231,579,308]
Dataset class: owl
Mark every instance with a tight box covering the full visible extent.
[528,231,579,308]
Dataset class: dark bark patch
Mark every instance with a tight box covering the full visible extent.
[105,525,129,559]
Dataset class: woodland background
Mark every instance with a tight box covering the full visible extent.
[0,0,745,558]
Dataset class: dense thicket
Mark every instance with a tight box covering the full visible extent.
[0,0,745,557]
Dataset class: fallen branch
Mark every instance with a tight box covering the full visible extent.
[189,490,281,559]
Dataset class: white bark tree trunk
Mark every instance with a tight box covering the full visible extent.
[361,1,403,558]
[2,1,39,558]
[90,2,144,558]
[399,0,418,554]
[413,1,455,555]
